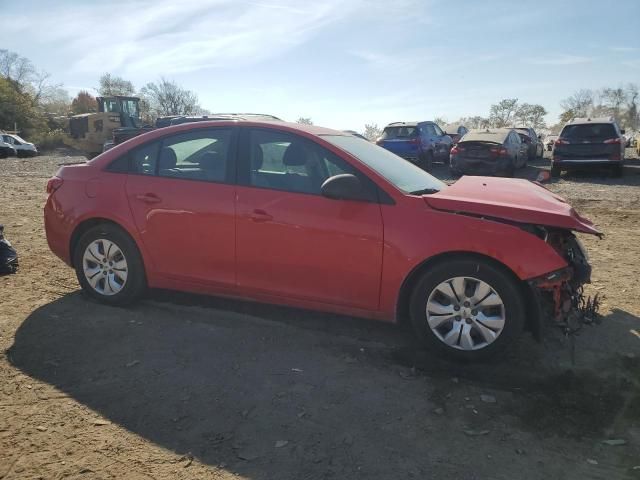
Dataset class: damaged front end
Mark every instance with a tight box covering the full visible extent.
[527,228,602,336]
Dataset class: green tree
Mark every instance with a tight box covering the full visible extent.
[71,90,98,114]
[140,78,202,117]
[488,98,519,127]
[98,73,135,96]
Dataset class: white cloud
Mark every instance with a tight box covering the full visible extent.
[525,54,593,66]
[610,46,639,53]
[5,0,365,76]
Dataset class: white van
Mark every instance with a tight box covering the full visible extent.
[1,134,38,157]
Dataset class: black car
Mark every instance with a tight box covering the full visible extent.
[551,117,625,177]
[450,128,528,177]
[443,124,469,144]
[514,127,544,160]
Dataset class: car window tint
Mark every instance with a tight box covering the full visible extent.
[433,124,444,136]
[424,124,436,136]
[561,123,617,142]
[130,141,159,175]
[380,126,418,139]
[159,129,231,183]
[248,129,357,195]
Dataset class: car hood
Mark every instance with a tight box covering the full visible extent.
[425,176,600,235]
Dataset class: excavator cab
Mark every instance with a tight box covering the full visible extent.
[97,96,141,128]
[64,96,142,157]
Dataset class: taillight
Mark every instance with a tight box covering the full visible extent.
[603,138,621,144]
[450,146,459,155]
[490,146,509,157]
[375,138,383,145]
[554,138,569,145]
[46,176,63,194]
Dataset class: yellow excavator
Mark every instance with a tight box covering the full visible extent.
[61,96,142,157]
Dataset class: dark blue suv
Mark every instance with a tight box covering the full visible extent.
[376,121,452,170]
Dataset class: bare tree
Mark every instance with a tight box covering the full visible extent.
[433,117,447,127]
[140,78,202,117]
[625,83,639,130]
[559,89,594,122]
[98,73,135,97]
[296,117,313,125]
[462,116,490,129]
[0,49,35,88]
[362,123,382,141]
[488,98,518,127]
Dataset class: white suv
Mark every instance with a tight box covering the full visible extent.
[1,134,38,157]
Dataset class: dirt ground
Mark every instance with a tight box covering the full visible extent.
[1,148,639,479]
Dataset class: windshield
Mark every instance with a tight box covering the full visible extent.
[561,123,617,142]
[322,135,446,194]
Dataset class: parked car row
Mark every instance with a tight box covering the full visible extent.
[372,120,547,177]
[0,132,38,158]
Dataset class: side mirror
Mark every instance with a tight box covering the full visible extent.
[537,135,542,140]
[321,174,372,202]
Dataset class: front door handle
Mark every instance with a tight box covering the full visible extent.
[250,209,273,222]
[135,193,162,204]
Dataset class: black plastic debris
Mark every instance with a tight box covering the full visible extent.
[0,224,18,274]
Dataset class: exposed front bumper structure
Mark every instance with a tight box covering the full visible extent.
[528,235,600,336]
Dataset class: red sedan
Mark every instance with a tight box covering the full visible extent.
[44,120,599,360]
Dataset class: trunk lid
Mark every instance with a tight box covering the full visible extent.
[380,138,419,156]
[424,176,600,235]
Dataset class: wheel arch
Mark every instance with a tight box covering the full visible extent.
[395,251,539,336]
[69,218,144,270]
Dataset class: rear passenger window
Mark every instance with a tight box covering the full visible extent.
[158,129,232,182]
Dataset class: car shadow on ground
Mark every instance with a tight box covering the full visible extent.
[6,292,640,477]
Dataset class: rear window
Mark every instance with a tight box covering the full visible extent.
[381,126,418,139]
[561,123,617,142]
[460,131,508,143]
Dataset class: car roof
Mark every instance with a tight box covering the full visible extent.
[568,117,616,125]
[384,122,419,128]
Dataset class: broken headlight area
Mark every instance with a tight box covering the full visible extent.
[529,231,601,336]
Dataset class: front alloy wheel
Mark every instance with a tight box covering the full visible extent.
[426,277,505,351]
[409,258,524,360]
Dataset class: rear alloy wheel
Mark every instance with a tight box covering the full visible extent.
[74,224,146,305]
[409,259,524,361]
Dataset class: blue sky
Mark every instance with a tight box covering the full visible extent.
[1,0,639,130]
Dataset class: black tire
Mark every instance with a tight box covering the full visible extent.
[550,165,561,177]
[418,151,433,172]
[409,258,525,361]
[73,223,146,306]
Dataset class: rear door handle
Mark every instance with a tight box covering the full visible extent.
[250,209,273,222]
[135,193,162,204]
